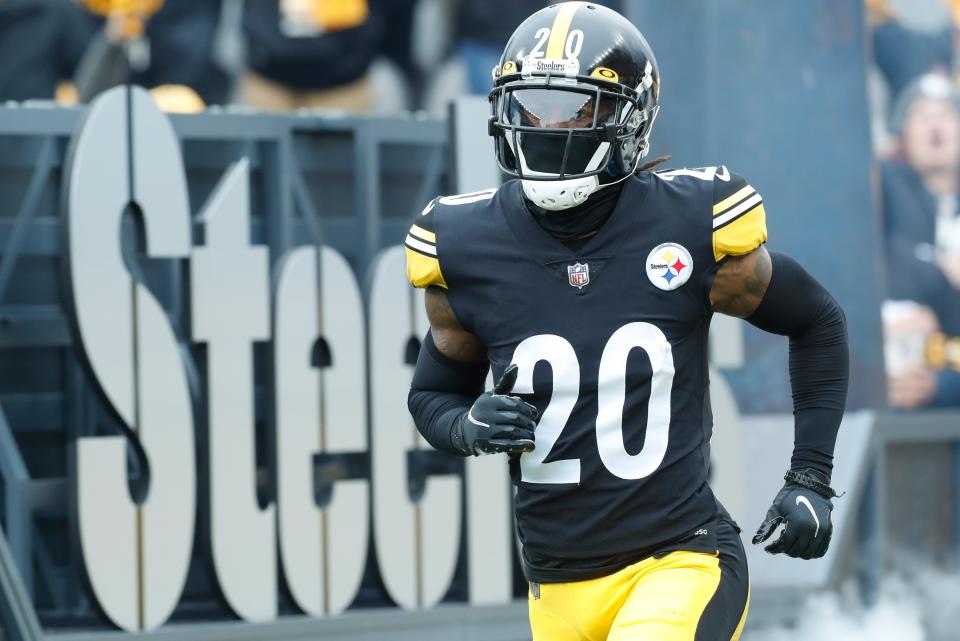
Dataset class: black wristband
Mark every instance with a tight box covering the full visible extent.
[784,469,840,499]
[450,416,471,456]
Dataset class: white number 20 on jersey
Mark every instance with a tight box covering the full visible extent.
[510,322,675,484]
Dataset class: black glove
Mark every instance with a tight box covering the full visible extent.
[452,364,538,456]
[752,469,840,559]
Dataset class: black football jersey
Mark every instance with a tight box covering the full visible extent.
[405,168,767,582]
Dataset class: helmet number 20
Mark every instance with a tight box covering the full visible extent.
[529,27,585,59]
[510,323,675,484]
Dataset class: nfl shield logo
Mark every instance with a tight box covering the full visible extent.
[567,262,590,289]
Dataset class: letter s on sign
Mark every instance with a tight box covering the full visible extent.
[65,86,196,632]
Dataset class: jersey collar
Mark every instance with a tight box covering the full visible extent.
[501,174,651,266]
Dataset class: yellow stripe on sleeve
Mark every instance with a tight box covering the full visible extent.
[545,3,580,59]
[408,225,436,243]
[713,204,767,261]
[405,247,447,289]
[713,185,756,216]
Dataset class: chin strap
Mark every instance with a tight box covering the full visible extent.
[517,125,652,212]
[521,176,600,211]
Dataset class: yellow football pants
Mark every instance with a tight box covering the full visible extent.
[528,549,749,641]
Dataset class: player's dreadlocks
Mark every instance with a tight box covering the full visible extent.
[636,155,672,173]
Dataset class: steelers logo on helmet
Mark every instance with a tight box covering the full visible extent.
[645,243,694,291]
[488,2,661,212]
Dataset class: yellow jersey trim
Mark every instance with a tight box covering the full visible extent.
[713,185,756,216]
[409,224,436,243]
[713,203,767,261]
[405,247,446,289]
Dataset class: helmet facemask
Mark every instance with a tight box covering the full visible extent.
[489,68,659,211]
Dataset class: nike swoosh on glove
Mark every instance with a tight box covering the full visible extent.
[752,469,839,559]
[453,364,538,456]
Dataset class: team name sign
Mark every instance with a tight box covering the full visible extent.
[63,87,515,632]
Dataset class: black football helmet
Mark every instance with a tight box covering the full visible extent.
[488,2,660,210]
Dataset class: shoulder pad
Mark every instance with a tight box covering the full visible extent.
[404,188,498,289]
[653,166,727,182]
[711,168,767,261]
[436,188,498,206]
[405,199,446,289]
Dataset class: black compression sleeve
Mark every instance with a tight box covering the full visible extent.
[745,252,849,478]
[407,332,489,456]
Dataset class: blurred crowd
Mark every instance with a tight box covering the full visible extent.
[869,0,960,409]
[0,0,621,114]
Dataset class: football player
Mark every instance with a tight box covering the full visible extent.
[405,3,848,640]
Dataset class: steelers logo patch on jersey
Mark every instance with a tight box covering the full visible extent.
[645,243,693,291]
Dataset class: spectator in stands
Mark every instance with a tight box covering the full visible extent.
[865,0,955,153]
[131,0,230,106]
[241,0,387,113]
[455,0,546,96]
[377,0,420,103]
[0,0,97,102]
[871,3,954,102]
[884,239,960,409]
[74,0,229,110]
[882,74,960,289]
[881,71,960,408]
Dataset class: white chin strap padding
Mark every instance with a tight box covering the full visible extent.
[509,133,609,211]
[522,176,600,211]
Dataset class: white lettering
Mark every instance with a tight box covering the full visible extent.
[369,247,461,609]
[275,246,369,616]
[191,160,276,622]
[69,86,196,632]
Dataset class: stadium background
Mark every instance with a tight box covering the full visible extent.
[0,0,958,639]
